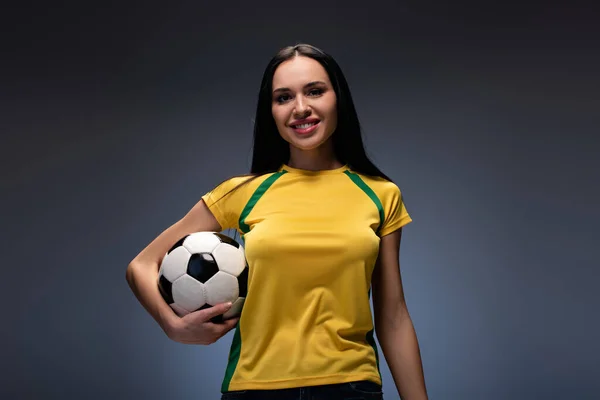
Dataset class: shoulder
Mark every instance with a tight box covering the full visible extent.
[207,172,279,198]
[201,172,277,229]
[216,174,257,189]
[350,171,402,198]
[349,171,412,234]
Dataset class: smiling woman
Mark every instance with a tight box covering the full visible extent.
[271,59,338,158]
[126,43,428,400]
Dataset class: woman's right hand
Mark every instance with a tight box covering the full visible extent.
[126,198,239,344]
[167,302,240,345]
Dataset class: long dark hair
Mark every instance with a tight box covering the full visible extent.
[214,44,394,205]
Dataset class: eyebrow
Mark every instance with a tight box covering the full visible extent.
[272,81,327,94]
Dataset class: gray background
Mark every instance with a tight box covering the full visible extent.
[3,2,598,399]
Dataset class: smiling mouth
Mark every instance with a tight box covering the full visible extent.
[290,121,320,135]
[291,121,319,129]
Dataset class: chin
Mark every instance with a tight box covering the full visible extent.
[293,144,322,151]
[289,136,328,151]
[291,129,335,148]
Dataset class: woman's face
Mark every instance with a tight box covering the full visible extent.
[271,56,338,151]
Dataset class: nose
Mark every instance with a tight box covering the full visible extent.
[292,97,311,118]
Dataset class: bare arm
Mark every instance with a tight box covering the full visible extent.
[372,228,428,399]
[125,198,236,344]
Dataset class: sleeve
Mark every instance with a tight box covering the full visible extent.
[201,176,253,231]
[378,182,412,237]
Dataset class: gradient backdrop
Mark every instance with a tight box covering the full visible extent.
[3,2,598,399]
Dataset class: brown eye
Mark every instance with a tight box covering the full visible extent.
[308,88,324,96]
[275,94,291,103]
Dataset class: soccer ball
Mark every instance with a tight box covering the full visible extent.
[157,231,248,323]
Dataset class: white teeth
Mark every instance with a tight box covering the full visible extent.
[295,122,317,129]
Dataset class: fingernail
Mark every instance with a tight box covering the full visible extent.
[226,302,232,308]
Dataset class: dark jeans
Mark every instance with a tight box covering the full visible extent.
[221,380,383,400]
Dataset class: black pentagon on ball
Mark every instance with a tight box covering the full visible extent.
[187,252,220,283]
[168,235,189,254]
[158,274,174,304]
[197,303,224,324]
[237,266,249,297]
[214,232,240,248]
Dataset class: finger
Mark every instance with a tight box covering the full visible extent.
[197,302,232,321]
[215,317,240,336]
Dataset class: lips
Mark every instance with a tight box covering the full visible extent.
[289,118,321,135]
[293,121,318,129]
[290,121,320,135]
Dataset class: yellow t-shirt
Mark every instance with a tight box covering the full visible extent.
[201,163,412,392]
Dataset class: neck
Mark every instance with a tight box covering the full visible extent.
[287,142,342,171]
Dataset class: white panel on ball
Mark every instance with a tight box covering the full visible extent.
[204,271,239,305]
[183,232,221,254]
[212,243,246,276]
[170,303,190,317]
[222,297,245,320]
[172,275,207,312]
[160,246,192,282]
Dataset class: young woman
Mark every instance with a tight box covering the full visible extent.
[126,44,428,400]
